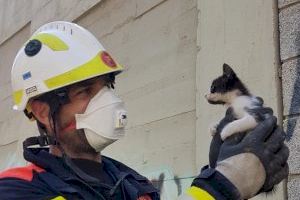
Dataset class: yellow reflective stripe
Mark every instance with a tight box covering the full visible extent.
[13,89,23,105]
[44,52,123,89]
[31,33,68,51]
[186,186,215,200]
[51,196,66,200]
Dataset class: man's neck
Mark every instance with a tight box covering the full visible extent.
[49,145,102,163]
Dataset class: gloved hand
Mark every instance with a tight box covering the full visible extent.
[209,104,274,168]
[215,116,289,199]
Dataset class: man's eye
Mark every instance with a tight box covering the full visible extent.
[76,88,90,96]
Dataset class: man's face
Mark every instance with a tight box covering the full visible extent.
[58,77,106,154]
[33,77,106,155]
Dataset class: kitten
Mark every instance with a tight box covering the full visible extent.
[205,63,263,141]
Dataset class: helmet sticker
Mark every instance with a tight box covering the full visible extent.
[101,51,117,68]
[25,86,37,95]
[25,40,42,57]
[22,72,32,80]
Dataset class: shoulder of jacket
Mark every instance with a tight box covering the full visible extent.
[0,163,45,182]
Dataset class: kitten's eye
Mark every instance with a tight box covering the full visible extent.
[211,86,216,93]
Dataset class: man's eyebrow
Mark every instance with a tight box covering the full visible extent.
[70,77,99,88]
[77,81,94,87]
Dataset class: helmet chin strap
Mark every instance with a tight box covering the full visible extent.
[23,87,69,149]
[49,108,66,156]
[22,112,59,149]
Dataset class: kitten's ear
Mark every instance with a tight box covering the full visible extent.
[223,63,236,78]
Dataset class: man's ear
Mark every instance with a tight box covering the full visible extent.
[30,100,51,127]
[223,63,236,78]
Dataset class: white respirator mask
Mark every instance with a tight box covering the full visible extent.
[75,86,127,152]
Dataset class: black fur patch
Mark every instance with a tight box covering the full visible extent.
[210,63,250,96]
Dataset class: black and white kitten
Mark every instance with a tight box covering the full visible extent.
[205,63,263,141]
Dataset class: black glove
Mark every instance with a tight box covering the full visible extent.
[209,105,274,168]
[213,117,289,199]
[218,116,289,192]
[209,105,289,193]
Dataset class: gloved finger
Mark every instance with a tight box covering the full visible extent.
[244,116,277,142]
[263,146,289,187]
[265,127,286,153]
[266,155,284,175]
[245,107,273,122]
[254,96,264,105]
[247,107,273,116]
[223,131,246,146]
[274,145,289,165]
[209,133,223,168]
[263,163,289,191]
[273,163,289,184]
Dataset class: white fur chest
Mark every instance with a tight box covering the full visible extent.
[231,96,253,118]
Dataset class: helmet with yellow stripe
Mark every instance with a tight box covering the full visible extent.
[11,21,123,115]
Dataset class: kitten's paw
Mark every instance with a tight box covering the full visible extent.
[220,128,230,141]
[209,123,218,136]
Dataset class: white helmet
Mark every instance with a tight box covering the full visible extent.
[11,21,123,113]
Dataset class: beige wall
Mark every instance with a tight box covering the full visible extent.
[0,23,35,170]
[0,0,288,199]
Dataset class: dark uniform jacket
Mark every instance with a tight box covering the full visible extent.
[0,148,159,200]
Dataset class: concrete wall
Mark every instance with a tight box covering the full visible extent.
[0,0,295,199]
[279,0,300,199]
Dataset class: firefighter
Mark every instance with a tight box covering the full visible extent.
[0,21,288,200]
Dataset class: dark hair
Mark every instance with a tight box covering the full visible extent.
[102,73,116,89]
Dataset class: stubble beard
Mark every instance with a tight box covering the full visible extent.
[58,128,98,156]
